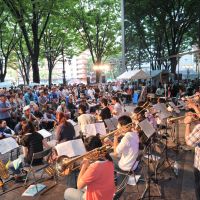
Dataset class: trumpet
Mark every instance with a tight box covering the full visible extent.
[168,113,199,122]
[55,145,112,176]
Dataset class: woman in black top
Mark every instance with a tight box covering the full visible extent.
[56,112,75,143]
[9,121,49,180]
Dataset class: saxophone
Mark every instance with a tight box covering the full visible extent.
[0,160,9,187]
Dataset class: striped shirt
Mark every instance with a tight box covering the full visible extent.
[187,124,200,171]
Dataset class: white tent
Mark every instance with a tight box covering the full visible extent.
[117,69,150,80]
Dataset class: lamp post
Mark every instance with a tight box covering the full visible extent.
[62,47,66,85]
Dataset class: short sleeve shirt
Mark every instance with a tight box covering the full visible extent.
[81,161,115,200]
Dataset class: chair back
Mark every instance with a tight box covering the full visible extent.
[31,148,52,165]
[113,175,129,200]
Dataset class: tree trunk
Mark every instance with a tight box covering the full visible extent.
[170,57,177,74]
[32,56,40,83]
[96,70,101,83]
[48,67,53,87]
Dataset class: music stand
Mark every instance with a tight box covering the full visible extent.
[138,120,162,200]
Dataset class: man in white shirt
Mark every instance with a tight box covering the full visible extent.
[106,115,139,185]
[111,97,123,117]
[78,104,95,136]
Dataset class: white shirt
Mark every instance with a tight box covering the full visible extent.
[78,114,96,134]
[87,89,95,99]
[113,103,122,117]
[116,131,139,171]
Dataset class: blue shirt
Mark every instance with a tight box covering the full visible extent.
[0,101,11,119]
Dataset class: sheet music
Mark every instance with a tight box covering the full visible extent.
[37,129,52,138]
[168,102,180,113]
[128,175,141,186]
[138,119,155,138]
[74,125,81,137]
[67,119,77,126]
[55,139,86,157]
[104,118,118,131]
[153,103,172,119]
[85,123,107,137]
[0,137,19,154]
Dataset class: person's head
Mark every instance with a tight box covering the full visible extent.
[84,135,102,151]
[78,104,87,114]
[117,115,132,129]
[132,106,145,122]
[101,98,108,107]
[22,121,35,133]
[0,94,6,102]
[61,101,66,108]
[57,112,68,124]
[23,105,30,115]
[19,117,27,126]
[0,120,7,128]
[111,96,119,105]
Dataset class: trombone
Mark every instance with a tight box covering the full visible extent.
[55,145,112,176]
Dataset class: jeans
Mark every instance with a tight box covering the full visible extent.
[194,167,200,200]
[111,155,127,186]
[64,188,86,200]
[66,170,79,188]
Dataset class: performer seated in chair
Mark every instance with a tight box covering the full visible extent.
[64,135,115,200]
[105,115,139,185]
[8,121,49,182]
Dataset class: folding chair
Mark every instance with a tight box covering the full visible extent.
[114,152,144,197]
[113,175,129,200]
[23,148,52,192]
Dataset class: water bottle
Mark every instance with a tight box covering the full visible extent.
[174,161,179,176]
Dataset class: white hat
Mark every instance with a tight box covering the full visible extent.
[23,105,30,112]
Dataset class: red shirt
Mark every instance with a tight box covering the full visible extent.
[81,160,115,200]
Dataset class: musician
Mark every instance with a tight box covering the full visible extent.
[64,135,115,200]
[111,97,123,117]
[56,112,75,143]
[105,115,139,185]
[97,98,112,121]
[184,113,200,200]
[8,121,49,182]
[78,104,95,136]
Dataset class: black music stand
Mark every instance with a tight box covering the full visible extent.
[138,120,162,200]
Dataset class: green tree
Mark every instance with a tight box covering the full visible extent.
[3,0,55,83]
[62,0,121,83]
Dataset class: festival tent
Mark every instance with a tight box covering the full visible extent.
[117,69,150,80]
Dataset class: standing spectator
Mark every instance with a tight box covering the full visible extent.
[0,94,13,128]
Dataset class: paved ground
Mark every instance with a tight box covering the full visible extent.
[0,111,197,200]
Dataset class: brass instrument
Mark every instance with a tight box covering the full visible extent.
[101,122,133,141]
[0,160,9,180]
[44,166,57,177]
[56,145,111,176]
[168,113,199,122]
[0,160,9,187]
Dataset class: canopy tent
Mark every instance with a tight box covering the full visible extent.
[117,69,150,80]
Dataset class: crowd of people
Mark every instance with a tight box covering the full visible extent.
[0,79,200,200]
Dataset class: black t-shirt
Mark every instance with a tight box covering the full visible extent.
[33,111,43,119]
[100,107,112,121]
[57,122,75,143]
[21,132,44,165]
